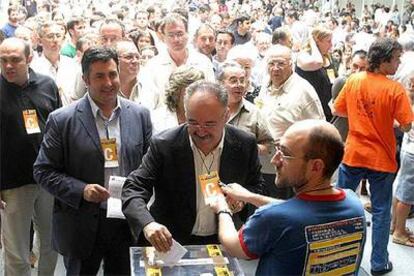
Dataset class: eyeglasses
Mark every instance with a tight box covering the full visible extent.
[187,113,226,129]
[274,144,299,162]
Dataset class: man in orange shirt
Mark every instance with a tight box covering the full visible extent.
[334,37,413,276]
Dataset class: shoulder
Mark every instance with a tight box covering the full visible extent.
[120,97,150,117]
[225,124,257,144]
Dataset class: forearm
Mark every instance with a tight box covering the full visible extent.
[217,212,248,259]
[245,192,280,208]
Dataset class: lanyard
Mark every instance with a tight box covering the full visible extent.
[196,147,215,174]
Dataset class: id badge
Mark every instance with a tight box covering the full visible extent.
[327,68,336,84]
[198,171,222,204]
[101,138,119,168]
[22,109,41,134]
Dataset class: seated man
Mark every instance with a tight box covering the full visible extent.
[209,119,366,275]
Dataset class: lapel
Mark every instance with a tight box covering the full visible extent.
[171,125,197,212]
[220,126,243,182]
[76,95,103,161]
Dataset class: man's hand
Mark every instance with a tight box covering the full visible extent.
[221,183,253,202]
[226,197,245,213]
[143,222,173,253]
[83,184,110,203]
[208,194,229,213]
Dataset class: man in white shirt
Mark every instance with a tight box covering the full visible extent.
[31,21,79,106]
[140,13,215,111]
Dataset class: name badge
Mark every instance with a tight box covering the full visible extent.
[22,109,41,134]
[198,171,222,204]
[101,138,119,168]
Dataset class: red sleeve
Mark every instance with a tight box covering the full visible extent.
[238,226,259,259]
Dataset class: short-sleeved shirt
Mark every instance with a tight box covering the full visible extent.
[239,189,366,276]
[334,71,413,173]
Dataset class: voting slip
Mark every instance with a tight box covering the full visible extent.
[106,176,126,219]
[147,239,188,266]
[198,171,223,205]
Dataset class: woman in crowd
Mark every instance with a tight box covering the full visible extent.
[151,66,205,134]
[296,26,335,121]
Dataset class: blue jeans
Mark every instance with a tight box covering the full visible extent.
[337,163,394,271]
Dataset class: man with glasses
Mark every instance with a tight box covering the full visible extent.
[99,19,125,48]
[122,80,265,252]
[34,47,152,275]
[0,37,61,276]
[208,120,366,276]
[116,40,142,102]
[140,13,214,110]
[256,45,325,199]
[31,21,79,106]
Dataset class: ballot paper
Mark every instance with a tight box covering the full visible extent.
[148,239,188,266]
[106,176,127,219]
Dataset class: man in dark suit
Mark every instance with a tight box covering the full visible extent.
[122,81,265,252]
[33,47,152,275]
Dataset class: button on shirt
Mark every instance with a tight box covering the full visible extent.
[190,131,225,236]
[87,94,122,207]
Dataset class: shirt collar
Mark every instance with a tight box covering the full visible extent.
[87,93,121,120]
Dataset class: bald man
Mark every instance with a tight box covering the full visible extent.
[209,120,366,276]
[0,37,61,276]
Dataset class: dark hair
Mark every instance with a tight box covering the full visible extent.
[304,127,344,179]
[272,28,289,44]
[352,49,367,59]
[367,38,402,72]
[66,18,84,37]
[81,47,119,76]
[216,30,235,45]
[194,24,215,39]
[160,13,188,34]
[7,5,19,16]
[234,14,250,26]
[129,30,155,51]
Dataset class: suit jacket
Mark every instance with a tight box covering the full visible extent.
[33,95,152,259]
[122,124,266,244]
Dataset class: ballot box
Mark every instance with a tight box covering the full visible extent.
[130,244,245,276]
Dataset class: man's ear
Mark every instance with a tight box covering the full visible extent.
[310,159,325,174]
[82,74,89,87]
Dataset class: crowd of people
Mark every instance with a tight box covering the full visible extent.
[1,0,414,275]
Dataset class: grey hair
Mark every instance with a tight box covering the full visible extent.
[216,61,244,82]
[184,81,228,113]
[165,66,205,112]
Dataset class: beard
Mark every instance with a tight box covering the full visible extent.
[275,173,308,190]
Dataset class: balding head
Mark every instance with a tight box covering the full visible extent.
[284,120,344,179]
[0,38,32,86]
[265,45,292,64]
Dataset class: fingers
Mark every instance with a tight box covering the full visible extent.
[83,184,110,203]
[0,200,6,209]
[144,223,173,253]
[150,230,172,253]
